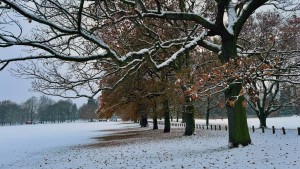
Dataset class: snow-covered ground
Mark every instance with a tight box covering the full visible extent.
[0,121,139,169]
[0,117,299,169]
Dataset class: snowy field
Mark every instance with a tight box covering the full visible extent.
[0,122,139,169]
[0,117,299,169]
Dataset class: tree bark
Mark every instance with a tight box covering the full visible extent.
[184,96,195,135]
[205,110,209,126]
[163,98,170,132]
[206,96,211,126]
[220,33,251,147]
[140,115,148,127]
[258,114,267,128]
[139,103,148,127]
[225,81,251,147]
[153,109,158,130]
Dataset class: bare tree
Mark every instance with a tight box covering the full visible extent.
[22,96,38,123]
[239,10,300,128]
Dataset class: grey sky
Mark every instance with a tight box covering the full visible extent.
[0,47,86,106]
[0,11,87,106]
[0,66,87,106]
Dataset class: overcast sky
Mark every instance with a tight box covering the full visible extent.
[0,10,88,107]
[0,65,87,106]
[0,46,86,106]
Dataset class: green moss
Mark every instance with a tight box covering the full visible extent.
[226,81,251,147]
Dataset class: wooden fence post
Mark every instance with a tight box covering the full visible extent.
[262,127,265,133]
[272,126,275,134]
[215,125,217,130]
[219,125,221,130]
[252,126,255,132]
[298,127,300,136]
[282,127,286,135]
[225,126,227,131]
[211,125,213,130]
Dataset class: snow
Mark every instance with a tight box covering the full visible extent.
[157,32,207,69]
[0,121,139,168]
[226,2,238,35]
[195,116,300,129]
[0,117,299,169]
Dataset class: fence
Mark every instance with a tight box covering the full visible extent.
[154,121,300,136]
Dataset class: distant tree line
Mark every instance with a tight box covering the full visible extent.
[0,96,99,126]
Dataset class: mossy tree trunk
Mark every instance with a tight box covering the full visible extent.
[221,35,251,147]
[180,51,195,135]
[225,80,251,147]
[184,96,195,135]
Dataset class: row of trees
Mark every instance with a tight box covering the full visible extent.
[98,9,300,129]
[0,96,99,126]
[1,0,299,147]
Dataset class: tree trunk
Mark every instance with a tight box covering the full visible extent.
[206,110,209,126]
[206,96,211,126]
[140,115,148,127]
[259,114,267,128]
[153,110,158,130]
[225,81,251,147]
[163,99,170,133]
[184,97,195,136]
[220,34,251,147]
